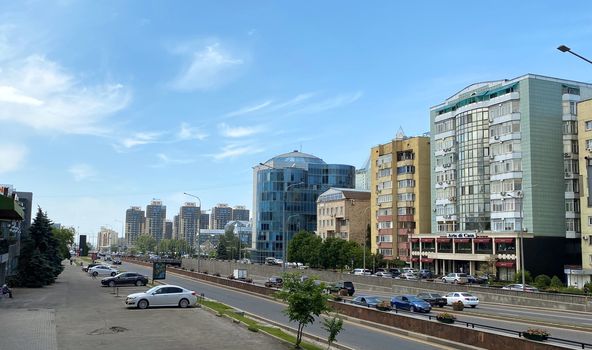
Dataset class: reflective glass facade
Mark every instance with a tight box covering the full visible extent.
[253,151,355,263]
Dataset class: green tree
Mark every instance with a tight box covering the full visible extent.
[534,274,551,289]
[276,273,330,348]
[550,275,563,288]
[288,230,322,267]
[11,208,63,287]
[216,240,228,260]
[322,315,344,350]
[135,234,156,253]
[52,227,75,260]
[514,270,533,284]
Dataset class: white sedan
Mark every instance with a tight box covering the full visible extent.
[444,292,479,308]
[125,285,198,309]
[88,265,119,277]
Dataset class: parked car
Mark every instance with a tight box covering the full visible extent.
[441,273,469,284]
[374,272,393,278]
[388,268,402,277]
[502,284,539,292]
[390,295,432,313]
[82,263,100,272]
[402,267,416,274]
[101,272,148,287]
[398,272,419,280]
[416,292,447,308]
[353,268,372,276]
[88,265,119,277]
[264,276,283,288]
[326,281,355,296]
[351,295,382,308]
[112,259,122,265]
[125,285,198,309]
[419,269,434,279]
[444,292,479,308]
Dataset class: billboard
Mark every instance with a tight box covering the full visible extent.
[79,235,87,256]
[153,262,166,280]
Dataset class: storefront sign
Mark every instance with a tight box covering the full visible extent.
[495,261,515,267]
[446,232,476,239]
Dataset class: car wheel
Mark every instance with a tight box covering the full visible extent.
[179,298,190,308]
[470,305,476,308]
[111,272,116,276]
[137,299,149,309]
[411,306,416,312]
[442,278,446,283]
[439,304,444,308]
[136,280,143,286]
[92,271,98,277]
[453,279,458,284]
[109,281,115,287]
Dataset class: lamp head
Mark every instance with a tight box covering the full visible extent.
[557,45,571,53]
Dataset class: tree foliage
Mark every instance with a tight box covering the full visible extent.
[217,230,241,260]
[534,274,551,289]
[135,234,156,253]
[52,227,75,260]
[288,231,322,267]
[10,208,64,287]
[276,273,330,348]
[322,315,344,350]
[514,270,533,284]
[156,239,193,257]
[550,275,563,288]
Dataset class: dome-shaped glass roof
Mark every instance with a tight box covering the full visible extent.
[262,150,326,170]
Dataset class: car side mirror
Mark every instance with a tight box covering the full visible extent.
[152,292,157,295]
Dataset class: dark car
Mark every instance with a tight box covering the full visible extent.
[82,263,100,273]
[416,292,447,307]
[388,268,402,277]
[419,269,434,279]
[351,295,382,308]
[112,259,122,265]
[264,276,283,288]
[390,295,432,313]
[101,272,148,287]
[327,281,355,296]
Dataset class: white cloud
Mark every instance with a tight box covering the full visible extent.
[68,163,96,182]
[219,123,264,138]
[154,153,195,166]
[0,144,27,174]
[213,144,264,160]
[0,54,131,135]
[120,132,162,149]
[178,122,208,141]
[170,42,244,91]
[225,100,272,117]
[290,91,363,115]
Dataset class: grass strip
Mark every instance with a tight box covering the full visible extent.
[199,300,324,350]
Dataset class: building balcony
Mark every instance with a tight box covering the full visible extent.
[0,195,24,221]
[377,215,391,222]
[377,241,393,248]
[378,228,392,235]
[398,215,414,222]
[398,228,411,236]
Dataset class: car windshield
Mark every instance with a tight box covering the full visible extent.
[407,296,422,302]
[365,297,381,303]
[460,293,474,297]
[144,286,161,294]
[429,293,442,298]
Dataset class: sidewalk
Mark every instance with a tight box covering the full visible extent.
[0,262,287,350]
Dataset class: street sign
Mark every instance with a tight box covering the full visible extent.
[153,262,167,280]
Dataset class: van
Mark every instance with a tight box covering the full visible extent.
[353,268,371,275]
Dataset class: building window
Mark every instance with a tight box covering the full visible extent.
[588,217,592,226]
[379,249,393,256]
[586,121,592,131]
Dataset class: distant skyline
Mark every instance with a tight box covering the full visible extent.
[1,1,592,237]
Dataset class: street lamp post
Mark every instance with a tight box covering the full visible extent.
[501,190,526,291]
[557,45,592,64]
[183,192,202,273]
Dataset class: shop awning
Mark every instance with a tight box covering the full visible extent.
[437,238,451,243]
[496,261,515,267]
[420,258,434,263]
[495,238,514,243]
[410,257,419,262]
[454,238,471,243]
[411,238,419,243]
[420,238,435,243]
[473,238,491,243]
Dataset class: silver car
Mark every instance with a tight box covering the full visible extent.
[125,285,198,309]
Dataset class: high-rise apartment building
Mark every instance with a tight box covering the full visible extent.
[576,98,592,286]
[178,202,200,248]
[98,226,118,251]
[125,206,145,245]
[232,205,250,221]
[145,200,166,242]
[253,150,355,263]
[316,188,371,246]
[425,74,592,279]
[200,211,210,230]
[173,215,180,239]
[370,134,431,261]
[210,204,232,230]
[165,220,173,240]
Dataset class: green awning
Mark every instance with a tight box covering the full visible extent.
[0,195,24,220]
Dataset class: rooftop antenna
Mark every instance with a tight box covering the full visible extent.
[395,126,407,140]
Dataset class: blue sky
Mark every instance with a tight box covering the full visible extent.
[1,1,592,239]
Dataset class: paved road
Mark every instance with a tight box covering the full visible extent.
[0,262,289,350]
[125,262,458,350]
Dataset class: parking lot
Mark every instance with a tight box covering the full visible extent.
[0,262,288,350]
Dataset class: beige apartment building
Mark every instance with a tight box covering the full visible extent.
[370,134,431,261]
[316,188,371,246]
[575,98,592,286]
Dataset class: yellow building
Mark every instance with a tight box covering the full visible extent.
[576,98,592,286]
[370,133,431,261]
[316,188,371,246]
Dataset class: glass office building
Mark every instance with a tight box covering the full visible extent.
[252,151,355,263]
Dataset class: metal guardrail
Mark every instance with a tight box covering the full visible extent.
[350,302,592,349]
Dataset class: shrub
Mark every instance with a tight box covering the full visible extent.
[584,282,591,294]
[550,276,563,288]
[524,328,550,337]
[247,325,259,332]
[436,313,456,321]
[514,271,533,284]
[338,289,348,296]
[534,274,551,289]
[451,301,464,311]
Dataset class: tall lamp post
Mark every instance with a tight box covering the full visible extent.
[183,192,202,273]
[557,45,592,64]
[501,190,526,291]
